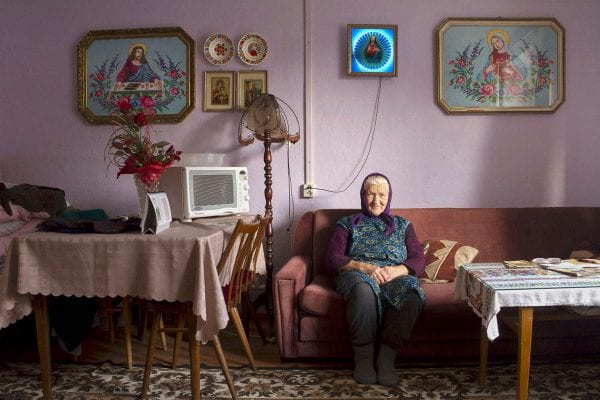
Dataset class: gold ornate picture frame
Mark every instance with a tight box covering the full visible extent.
[77,27,195,124]
[436,18,565,114]
[236,70,267,111]
[204,71,234,111]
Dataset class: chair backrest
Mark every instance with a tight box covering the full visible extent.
[217,215,270,308]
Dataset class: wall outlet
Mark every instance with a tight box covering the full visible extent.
[302,184,314,198]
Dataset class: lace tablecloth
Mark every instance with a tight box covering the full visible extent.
[0,216,264,342]
[455,262,600,340]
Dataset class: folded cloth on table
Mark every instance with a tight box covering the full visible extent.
[37,217,141,234]
[61,208,109,221]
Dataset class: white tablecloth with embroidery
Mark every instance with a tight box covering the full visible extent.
[455,262,600,341]
[0,216,265,343]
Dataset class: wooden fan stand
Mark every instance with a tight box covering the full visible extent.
[252,128,275,338]
[246,121,299,340]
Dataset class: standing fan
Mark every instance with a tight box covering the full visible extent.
[238,94,300,327]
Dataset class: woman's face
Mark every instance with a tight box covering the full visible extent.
[491,36,505,50]
[365,181,389,217]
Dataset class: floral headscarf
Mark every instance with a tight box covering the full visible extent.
[352,172,395,236]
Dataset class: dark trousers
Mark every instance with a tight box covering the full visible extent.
[345,281,423,351]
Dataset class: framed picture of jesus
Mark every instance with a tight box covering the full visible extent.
[77,27,195,124]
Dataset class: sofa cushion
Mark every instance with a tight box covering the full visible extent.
[300,314,348,342]
[299,274,344,316]
[421,239,478,283]
[569,240,600,259]
[413,282,482,341]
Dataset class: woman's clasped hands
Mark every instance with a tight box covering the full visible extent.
[369,264,409,285]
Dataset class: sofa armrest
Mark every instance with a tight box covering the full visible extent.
[273,255,311,359]
[275,255,311,288]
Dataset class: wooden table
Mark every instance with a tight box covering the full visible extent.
[0,216,264,399]
[455,262,600,400]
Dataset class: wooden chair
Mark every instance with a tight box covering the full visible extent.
[140,215,269,400]
[97,296,135,369]
[98,296,169,370]
[217,215,270,369]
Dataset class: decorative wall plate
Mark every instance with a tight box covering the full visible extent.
[203,33,234,65]
[237,33,268,65]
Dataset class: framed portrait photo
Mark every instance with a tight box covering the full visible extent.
[347,24,398,77]
[77,27,195,124]
[204,71,234,111]
[436,18,565,114]
[236,70,268,110]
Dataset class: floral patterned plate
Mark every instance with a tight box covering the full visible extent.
[204,33,234,65]
[237,33,268,65]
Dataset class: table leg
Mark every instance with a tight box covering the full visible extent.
[32,295,52,400]
[122,296,133,370]
[479,324,489,385]
[187,303,201,400]
[517,307,534,400]
[141,307,161,398]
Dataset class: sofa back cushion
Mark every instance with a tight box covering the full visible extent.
[298,208,600,277]
[421,239,479,282]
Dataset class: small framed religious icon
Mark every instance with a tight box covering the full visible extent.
[236,70,267,110]
[204,71,234,111]
[347,24,398,77]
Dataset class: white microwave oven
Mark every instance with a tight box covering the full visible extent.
[159,166,250,220]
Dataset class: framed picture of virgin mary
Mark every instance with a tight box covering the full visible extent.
[77,27,195,124]
[436,18,565,114]
[347,24,397,77]
[204,71,234,111]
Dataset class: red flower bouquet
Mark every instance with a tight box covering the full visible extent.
[105,96,182,190]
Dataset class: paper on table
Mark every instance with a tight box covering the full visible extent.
[503,260,538,268]
[539,260,600,277]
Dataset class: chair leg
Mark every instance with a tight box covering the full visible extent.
[158,314,168,351]
[230,307,256,370]
[242,291,268,344]
[135,298,147,341]
[213,334,238,400]
[139,301,149,342]
[142,309,168,349]
[141,310,162,398]
[171,312,185,369]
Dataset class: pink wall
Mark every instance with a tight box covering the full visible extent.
[1,0,599,268]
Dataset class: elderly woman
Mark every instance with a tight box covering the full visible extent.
[324,172,425,386]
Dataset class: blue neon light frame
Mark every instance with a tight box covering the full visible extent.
[347,24,397,77]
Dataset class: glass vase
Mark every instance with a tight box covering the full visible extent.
[133,174,159,217]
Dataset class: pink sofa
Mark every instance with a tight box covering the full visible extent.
[273,208,600,361]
